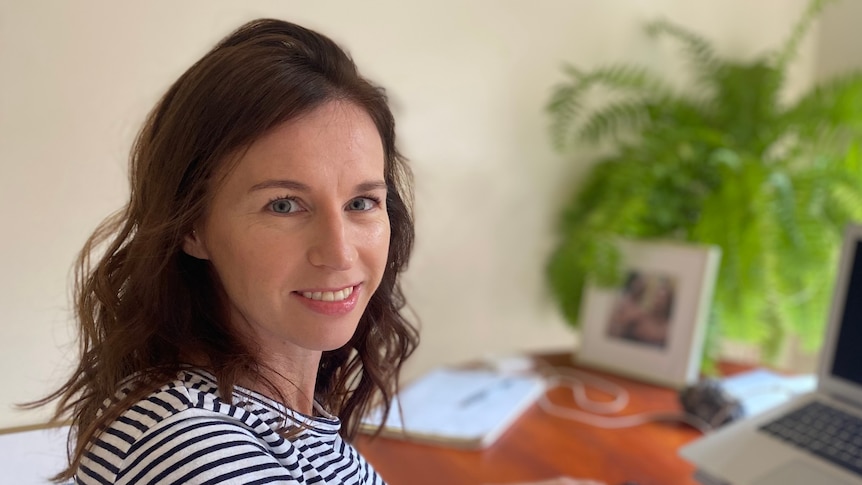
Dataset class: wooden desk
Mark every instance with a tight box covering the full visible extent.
[356,353,703,485]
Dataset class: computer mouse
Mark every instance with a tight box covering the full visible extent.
[678,378,744,428]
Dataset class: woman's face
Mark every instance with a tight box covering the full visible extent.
[184,100,390,358]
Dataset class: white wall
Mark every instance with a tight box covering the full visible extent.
[0,0,819,428]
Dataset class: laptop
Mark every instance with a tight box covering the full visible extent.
[680,224,862,485]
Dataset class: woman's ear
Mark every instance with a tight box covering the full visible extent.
[182,230,210,260]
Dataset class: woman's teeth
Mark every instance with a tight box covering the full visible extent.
[301,286,354,302]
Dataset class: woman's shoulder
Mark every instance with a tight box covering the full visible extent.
[77,369,383,485]
[79,407,284,484]
[78,370,280,483]
[87,370,251,453]
[106,369,224,433]
[105,368,339,442]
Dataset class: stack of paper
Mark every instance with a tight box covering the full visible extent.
[362,368,546,449]
[720,369,816,418]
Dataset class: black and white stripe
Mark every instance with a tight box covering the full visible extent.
[76,370,384,484]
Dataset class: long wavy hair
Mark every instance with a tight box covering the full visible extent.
[32,18,418,481]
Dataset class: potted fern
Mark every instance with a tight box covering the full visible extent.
[546,0,862,362]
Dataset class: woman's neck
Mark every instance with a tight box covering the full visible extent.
[183,350,321,415]
[243,351,321,415]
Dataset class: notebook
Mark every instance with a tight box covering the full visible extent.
[680,224,862,485]
[360,367,546,449]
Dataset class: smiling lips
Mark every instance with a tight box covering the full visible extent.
[294,284,360,316]
[301,285,355,302]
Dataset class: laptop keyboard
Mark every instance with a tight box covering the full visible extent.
[760,401,862,476]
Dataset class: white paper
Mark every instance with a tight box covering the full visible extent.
[363,368,546,448]
[720,369,817,417]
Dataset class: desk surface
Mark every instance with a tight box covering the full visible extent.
[356,352,705,485]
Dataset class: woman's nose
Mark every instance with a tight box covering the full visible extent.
[307,211,357,271]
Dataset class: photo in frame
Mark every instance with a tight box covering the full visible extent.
[575,240,721,388]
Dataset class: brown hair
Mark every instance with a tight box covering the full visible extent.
[32,18,418,481]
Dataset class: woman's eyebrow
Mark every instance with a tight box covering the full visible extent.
[356,180,387,192]
[247,179,387,193]
[248,179,309,193]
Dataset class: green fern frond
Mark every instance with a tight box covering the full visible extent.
[560,155,652,233]
[842,141,861,173]
[645,18,721,84]
[773,0,836,71]
[547,83,584,150]
[710,62,784,148]
[546,231,623,324]
[582,64,670,94]
[547,236,589,324]
[830,180,862,221]
[577,99,653,143]
[547,64,671,149]
[785,71,862,130]
[768,171,803,248]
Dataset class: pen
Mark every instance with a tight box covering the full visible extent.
[458,378,514,408]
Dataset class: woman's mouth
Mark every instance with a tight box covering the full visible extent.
[293,284,361,316]
[300,285,355,302]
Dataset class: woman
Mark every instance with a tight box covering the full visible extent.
[35,18,418,484]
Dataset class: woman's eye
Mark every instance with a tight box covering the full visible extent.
[269,198,299,214]
[347,197,376,211]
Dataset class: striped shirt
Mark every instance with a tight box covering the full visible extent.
[76,369,385,485]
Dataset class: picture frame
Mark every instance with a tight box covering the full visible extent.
[575,240,721,388]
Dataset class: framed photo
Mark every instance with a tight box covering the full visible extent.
[576,240,721,388]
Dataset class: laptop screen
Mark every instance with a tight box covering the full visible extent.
[830,239,862,385]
